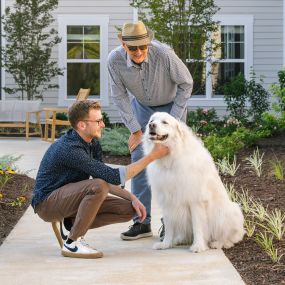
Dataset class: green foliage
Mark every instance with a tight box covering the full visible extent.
[216,155,240,176]
[0,154,22,171]
[55,112,68,121]
[258,112,285,135]
[271,69,285,113]
[1,0,63,100]
[203,127,270,161]
[102,112,111,128]
[246,74,270,122]
[101,127,130,156]
[271,159,284,181]
[244,148,264,177]
[222,72,270,122]
[130,0,220,63]
[226,185,284,264]
[187,107,218,136]
[222,73,247,122]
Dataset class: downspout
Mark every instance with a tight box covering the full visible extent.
[0,0,2,100]
[283,0,285,66]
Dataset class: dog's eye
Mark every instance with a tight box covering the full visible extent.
[162,121,168,125]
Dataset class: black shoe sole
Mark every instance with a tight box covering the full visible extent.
[120,232,153,240]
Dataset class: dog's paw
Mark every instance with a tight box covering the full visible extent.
[223,241,234,249]
[189,243,208,253]
[152,242,171,250]
[209,241,222,249]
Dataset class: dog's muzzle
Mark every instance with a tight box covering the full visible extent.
[148,123,168,141]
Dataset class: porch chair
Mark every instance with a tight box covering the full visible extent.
[44,88,91,143]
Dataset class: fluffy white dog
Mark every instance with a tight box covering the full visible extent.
[143,112,245,253]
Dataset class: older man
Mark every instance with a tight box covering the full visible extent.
[108,21,193,240]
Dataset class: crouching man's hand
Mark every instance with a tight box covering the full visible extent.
[149,143,169,160]
[131,197,147,223]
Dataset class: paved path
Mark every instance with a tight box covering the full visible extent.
[0,138,245,285]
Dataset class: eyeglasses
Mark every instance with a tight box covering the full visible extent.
[82,118,104,125]
[126,45,148,52]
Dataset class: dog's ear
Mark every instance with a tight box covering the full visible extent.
[176,121,185,139]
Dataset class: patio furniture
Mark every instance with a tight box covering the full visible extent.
[43,88,91,143]
[76,88,91,101]
[43,107,70,143]
[0,100,42,141]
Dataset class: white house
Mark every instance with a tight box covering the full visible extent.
[1,0,284,121]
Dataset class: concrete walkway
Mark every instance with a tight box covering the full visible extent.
[0,138,245,285]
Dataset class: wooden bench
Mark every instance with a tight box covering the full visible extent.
[0,100,42,141]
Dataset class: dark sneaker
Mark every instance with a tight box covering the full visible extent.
[120,223,153,240]
[51,221,69,248]
[61,239,103,259]
[158,218,165,241]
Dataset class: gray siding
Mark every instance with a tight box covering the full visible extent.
[3,0,134,122]
[216,0,283,88]
[2,0,284,121]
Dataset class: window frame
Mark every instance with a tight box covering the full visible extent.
[57,14,109,106]
[187,14,253,107]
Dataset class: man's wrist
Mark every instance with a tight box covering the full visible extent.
[133,129,142,135]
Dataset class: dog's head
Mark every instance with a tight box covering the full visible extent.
[144,112,184,147]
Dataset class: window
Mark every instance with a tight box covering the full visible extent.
[58,15,109,106]
[212,25,245,97]
[186,15,253,105]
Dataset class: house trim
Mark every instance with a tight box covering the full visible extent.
[188,14,254,107]
[57,14,109,107]
[1,0,5,100]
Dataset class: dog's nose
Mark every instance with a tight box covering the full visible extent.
[149,122,156,130]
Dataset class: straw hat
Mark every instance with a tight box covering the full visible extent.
[118,21,154,46]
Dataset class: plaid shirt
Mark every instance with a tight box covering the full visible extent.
[108,40,193,133]
[31,129,126,208]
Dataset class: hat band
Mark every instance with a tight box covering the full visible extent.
[122,33,149,42]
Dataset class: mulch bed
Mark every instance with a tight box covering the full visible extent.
[0,174,34,245]
[0,134,284,285]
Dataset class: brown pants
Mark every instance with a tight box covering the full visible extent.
[35,179,135,240]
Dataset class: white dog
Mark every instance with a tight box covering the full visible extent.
[143,112,245,253]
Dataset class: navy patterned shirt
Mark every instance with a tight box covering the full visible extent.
[31,129,126,208]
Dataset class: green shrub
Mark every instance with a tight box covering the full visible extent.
[102,112,111,128]
[246,74,270,122]
[271,69,285,113]
[203,127,271,161]
[222,73,247,122]
[187,107,218,136]
[222,72,270,123]
[101,127,130,155]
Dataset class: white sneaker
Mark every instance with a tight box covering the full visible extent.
[61,239,103,259]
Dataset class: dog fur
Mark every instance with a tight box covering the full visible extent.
[143,112,245,252]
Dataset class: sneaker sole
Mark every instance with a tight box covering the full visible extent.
[120,232,153,240]
[61,250,103,259]
[51,222,63,248]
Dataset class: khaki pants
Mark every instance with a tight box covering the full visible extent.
[35,179,134,240]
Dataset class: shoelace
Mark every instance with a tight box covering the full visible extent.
[78,237,90,247]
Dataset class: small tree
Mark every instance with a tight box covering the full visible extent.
[1,0,63,100]
[130,0,220,94]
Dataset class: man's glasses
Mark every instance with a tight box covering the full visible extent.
[126,45,148,52]
[83,118,104,126]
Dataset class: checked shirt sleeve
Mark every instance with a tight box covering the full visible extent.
[107,52,141,133]
[167,50,193,119]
